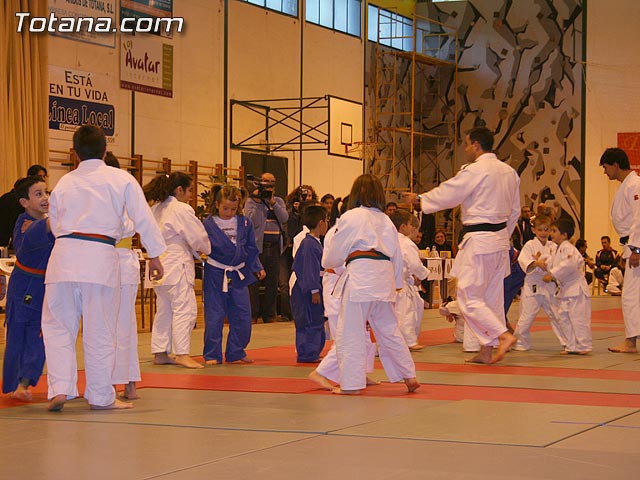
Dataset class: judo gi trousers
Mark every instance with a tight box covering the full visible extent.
[621,264,640,338]
[203,286,252,363]
[2,305,45,393]
[515,294,569,350]
[42,282,119,407]
[336,300,415,391]
[556,294,592,353]
[454,249,508,346]
[290,284,326,362]
[112,284,141,384]
[151,271,197,356]
[396,287,422,347]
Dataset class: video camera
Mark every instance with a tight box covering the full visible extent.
[246,174,274,200]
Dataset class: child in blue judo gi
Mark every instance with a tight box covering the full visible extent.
[2,176,54,400]
[290,205,328,363]
[203,185,265,364]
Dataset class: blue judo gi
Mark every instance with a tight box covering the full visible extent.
[504,246,525,321]
[202,215,262,363]
[2,213,54,393]
[290,234,326,363]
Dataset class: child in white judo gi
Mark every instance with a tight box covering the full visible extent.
[309,196,378,390]
[144,172,211,369]
[43,125,166,412]
[322,174,419,395]
[104,153,142,400]
[389,209,429,351]
[543,218,592,354]
[514,215,571,351]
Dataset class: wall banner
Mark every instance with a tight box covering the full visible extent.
[120,0,174,38]
[47,0,117,48]
[618,132,640,171]
[120,35,173,98]
[49,66,116,139]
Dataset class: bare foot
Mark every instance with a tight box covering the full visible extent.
[408,344,424,352]
[491,332,517,364]
[608,339,637,353]
[48,394,66,412]
[11,384,33,401]
[123,382,139,400]
[228,356,255,364]
[308,370,334,390]
[404,377,421,393]
[205,359,220,365]
[90,398,134,410]
[175,355,204,369]
[466,345,493,364]
[153,352,176,365]
[332,388,361,395]
[366,377,380,386]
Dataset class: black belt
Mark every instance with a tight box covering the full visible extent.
[620,236,629,245]
[461,222,507,235]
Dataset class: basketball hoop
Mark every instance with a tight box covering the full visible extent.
[348,141,377,161]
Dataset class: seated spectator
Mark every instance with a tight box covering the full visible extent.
[432,228,455,256]
[385,202,397,215]
[594,235,617,284]
[605,256,624,296]
[575,239,595,285]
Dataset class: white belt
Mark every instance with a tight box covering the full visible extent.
[206,257,245,292]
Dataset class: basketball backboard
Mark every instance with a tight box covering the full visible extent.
[328,96,363,159]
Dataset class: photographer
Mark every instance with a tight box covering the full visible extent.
[245,173,289,323]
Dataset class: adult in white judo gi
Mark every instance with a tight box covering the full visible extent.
[403,127,520,363]
[323,174,419,394]
[600,148,640,353]
[43,125,166,411]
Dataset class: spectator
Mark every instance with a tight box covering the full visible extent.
[432,228,455,256]
[606,256,625,296]
[575,239,595,285]
[385,202,397,215]
[320,193,335,213]
[511,205,534,250]
[595,235,618,284]
[245,173,289,323]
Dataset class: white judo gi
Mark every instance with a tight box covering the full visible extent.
[112,219,141,386]
[606,267,624,295]
[610,171,640,338]
[395,233,429,348]
[514,237,570,350]
[419,153,520,346]
[323,207,416,391]
[315,225,375,383]
[548,240,592,353]
[150,196,210,356]
[43,159,166,407]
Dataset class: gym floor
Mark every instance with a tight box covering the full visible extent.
[1,294,638,479]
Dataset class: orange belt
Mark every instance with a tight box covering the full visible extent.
[58,232,116,246]
[15,259,46,278]
[345,249,390,265]
[325,268,336,274]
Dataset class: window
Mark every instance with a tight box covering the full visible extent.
[368,4,413,52]
[305,0,362,37]
[243,0,298,17]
